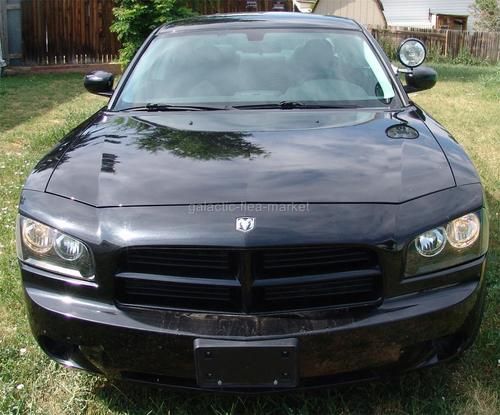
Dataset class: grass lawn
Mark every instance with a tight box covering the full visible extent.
[0,65,499,414]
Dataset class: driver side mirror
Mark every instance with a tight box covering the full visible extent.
[404,66,437,93]
[84,71,114,97]
[396,38,438,94]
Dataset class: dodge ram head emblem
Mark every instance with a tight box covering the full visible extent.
[236,217,255,233]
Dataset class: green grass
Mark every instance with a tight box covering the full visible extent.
[0,66,499,414]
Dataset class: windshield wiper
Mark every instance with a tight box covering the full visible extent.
[233,101,362,110]
[122,101,363,112]
[122,103,229,112]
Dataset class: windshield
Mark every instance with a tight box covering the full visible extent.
[114,28,398,110]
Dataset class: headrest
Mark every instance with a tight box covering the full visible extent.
[292,39,335,73]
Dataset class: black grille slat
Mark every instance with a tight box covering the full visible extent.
[126,287,231,297]
[263,255,371,265]
[263,281,375,295]
[128,252,230,263]
[262,257,373,270]
[129,253,229,262]
[264,285,375,300]
[265,290,372,301]
[116,246,382,313]
[127,260,230,270]
[126,289,231,298]
[264,251,370,259]
[130,293,230,301]
[262,252,373,265]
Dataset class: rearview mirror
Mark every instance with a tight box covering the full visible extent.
[84,71,114,97]
[404,66,437,93]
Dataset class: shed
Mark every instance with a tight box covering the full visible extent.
[313,0,387,28]
[381,0,475,31]
[0,0,23,65]
[0,40,6,73]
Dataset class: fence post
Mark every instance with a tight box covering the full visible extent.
[444,30,449,57]
[0,0,7,64]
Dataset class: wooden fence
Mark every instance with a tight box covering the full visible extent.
[14,0,500,66]
[371,27,500,63]
[18,0,292,66]
[21,0,120,65]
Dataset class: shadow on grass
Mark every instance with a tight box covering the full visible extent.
[485,189,499,251]
[89,364,466,414]
[0,73,87,133]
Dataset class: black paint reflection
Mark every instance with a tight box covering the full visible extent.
[135,131,267,160]
[116,116,268,161]
[101,153,120,173]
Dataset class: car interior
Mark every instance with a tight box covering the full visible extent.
[122,30,395,106]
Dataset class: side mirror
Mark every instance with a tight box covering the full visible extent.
[84,71,114,97]
[404,66,437,93]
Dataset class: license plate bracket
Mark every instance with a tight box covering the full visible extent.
[194,338,298,388]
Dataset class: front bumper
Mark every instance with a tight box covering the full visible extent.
[22,257,487,392]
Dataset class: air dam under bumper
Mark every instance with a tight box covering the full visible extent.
[23,259,486,392]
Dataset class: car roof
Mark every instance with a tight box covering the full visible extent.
[158,12,361,34]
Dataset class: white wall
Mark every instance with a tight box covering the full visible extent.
[381,0,475,30]
[314,0,386,27]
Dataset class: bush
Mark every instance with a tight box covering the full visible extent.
[111,0,195,66]
[376,36,397,61]
[471,0,500,32]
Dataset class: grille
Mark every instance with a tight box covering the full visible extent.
[124,247,236,279]
[255,246,377,279]
[116,276,240,312]
[116,246,381,313]
[253,273,379,312]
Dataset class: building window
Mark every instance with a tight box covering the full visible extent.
[436,14,468,31]
[246,0,258,11]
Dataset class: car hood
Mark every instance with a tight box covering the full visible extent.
[44,109,455,207]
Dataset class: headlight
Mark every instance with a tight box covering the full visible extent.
[446,213,480,249]
[414,227,446,257]
[405,210,488,277]
[16,215,94,280]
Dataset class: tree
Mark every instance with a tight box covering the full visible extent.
[471,0,500,31]
[111,0,195,66]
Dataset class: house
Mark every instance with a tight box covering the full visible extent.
[313,0,386,27]
[311,0,475,30]
[381,0,475,30]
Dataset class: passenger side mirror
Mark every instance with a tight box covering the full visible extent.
[396,38,437,94]
[84,71,114,97]
[404,66,437,93]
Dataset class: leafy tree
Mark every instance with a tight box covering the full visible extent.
[471,0,500,31]
[111,0,195,65]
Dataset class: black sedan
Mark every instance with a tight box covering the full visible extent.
[16,13,489,391]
